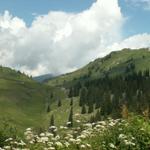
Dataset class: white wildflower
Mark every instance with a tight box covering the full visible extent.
[109,143,116,149]
[55,141,63,148]
[80,144,86,149]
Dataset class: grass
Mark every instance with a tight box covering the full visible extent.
[45,97,98,127]
[0,67,53,132]
[1,115,150,150]
[0,66,95,133]
[0,79,49,131]
[1,48,150,137]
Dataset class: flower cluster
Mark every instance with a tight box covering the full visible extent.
[1,117,150,150]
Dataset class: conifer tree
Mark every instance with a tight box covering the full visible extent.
[95,100,101,109]
[81,105,86,114]
[58,99,62,107]
[50,114,55,126]
[68,87,74,98]
[70,98,73,106]
[89,115,95,123]
[88,104,94,114]
[68,107,73,127]
[47,105,51,113]
[50,93,54,99]
[79,86,88,106]
[95,109,101,121]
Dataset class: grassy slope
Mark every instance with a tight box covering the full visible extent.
[0,67,52,131]
[1,48,150,133]
[0,67,94,133]
[46,97,97,127]
[47,48,150,86]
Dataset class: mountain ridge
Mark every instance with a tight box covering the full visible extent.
[1,48,150,133]
[46,48,150,86]
[33,73,55,82]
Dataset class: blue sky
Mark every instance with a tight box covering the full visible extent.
[0,0,96,25]
[119,0,150,37]
[0,0,149,38]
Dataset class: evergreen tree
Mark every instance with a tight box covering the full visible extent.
[68,87,74,98]
[79,86,88,106]
[95,99,101,109]
[81,105,86,114]
[88,104,94,114]
[89,115,95,123]
[58,99,62,107]
[50,93,54,99]
[70,98,73,106]
[95,109,101,121]
[47,105,51,113]
[50,114,55,126]
[68,107,73,127]
[103,93,112,116]
[67,68,150,119]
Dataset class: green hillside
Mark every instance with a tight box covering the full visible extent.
[0,49,150,149]
[0,66,96,134]
[0,66,52,132]
[1,48,150,132]
[47,48,150,86]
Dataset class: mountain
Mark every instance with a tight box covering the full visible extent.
[46,48,150,87]
[1,48,150,133]
[44,48,150,121]
[33,74,54,83]
[1,49,150,149]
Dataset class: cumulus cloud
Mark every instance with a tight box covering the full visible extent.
[0,0,124,76]
[0,0,150,76]
[108,33,150,50]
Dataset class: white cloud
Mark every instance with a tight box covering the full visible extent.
[0,0,150,76]
[0,0,124,76]
[108,33,150,51]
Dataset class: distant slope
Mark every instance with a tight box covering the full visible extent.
[46,48,150,86]
[33,74,54,83]
[0,66,31,81]
[0,66,53,131]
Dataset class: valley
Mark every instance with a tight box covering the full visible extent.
[0,48,150,149]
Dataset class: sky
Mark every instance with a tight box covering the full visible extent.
[0,0,150,76]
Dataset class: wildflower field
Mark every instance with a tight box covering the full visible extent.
[0,115,150,150]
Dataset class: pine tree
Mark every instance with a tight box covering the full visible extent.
[58,99,62,107]
[68,107,73,127]
[88,104,94,114]
[68,87,74,98]
[70,98,73,106]
[95,109,101,121]
[95,100,101,109]
[81,105,86,114]
[103,93,112,116]
[89,115,95,123]
[50,114,54,126]
[47,105,51,113]
[50,93,54,99]
[79,86,88,106]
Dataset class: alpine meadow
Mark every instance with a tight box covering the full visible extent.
[0,0,150,150]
